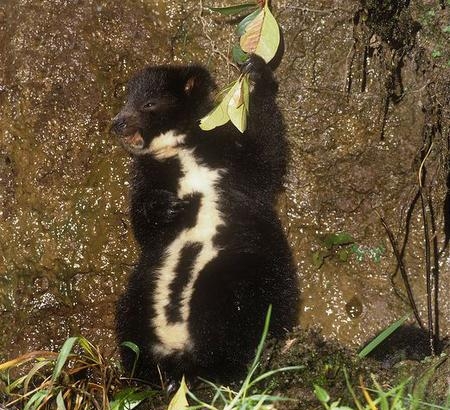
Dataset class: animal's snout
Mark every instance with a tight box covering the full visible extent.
[111,111,145,152]
[111,114,129,136]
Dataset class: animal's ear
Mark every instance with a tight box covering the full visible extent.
[184,76,196,94]
[183,66,215,96]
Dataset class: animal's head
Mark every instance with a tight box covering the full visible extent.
[111,65,214,156]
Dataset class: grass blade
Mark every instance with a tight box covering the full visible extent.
[78,336,97,361]
[249,366,303,387]
[358,314,410,358]
[24,389,49,410]
[0,351,57,372]
[343,368,364,410]
[51,336,78,383]
[24,360,52,393]
[249,305,272,371]
[197,377,228,405]
[56,391,67,409]
[120,341,140,378]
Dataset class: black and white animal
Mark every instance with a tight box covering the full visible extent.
[111,55,299,386]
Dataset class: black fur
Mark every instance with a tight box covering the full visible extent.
[112,55,299,386]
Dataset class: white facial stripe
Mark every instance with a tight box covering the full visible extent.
[138,130,186,159]
[151,147,225,355]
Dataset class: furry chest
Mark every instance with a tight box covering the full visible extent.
[151,149,225,356]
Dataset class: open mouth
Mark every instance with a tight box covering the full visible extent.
[121,131,145,150]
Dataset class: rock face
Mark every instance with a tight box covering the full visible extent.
[0,0,449,358]
[279,1,449,349]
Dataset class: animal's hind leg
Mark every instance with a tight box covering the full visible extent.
[187,252,280,383]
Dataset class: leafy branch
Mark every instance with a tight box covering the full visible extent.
[200,0,281,133]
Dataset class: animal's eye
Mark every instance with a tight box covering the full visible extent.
[143,101,156,110]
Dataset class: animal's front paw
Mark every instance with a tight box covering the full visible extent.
[240,54,278,93]
[143,189,187,226]
[240,54,268,82]
[165,196,189,223]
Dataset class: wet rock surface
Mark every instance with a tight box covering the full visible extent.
[0,0,449,362]
[280,0,449,349]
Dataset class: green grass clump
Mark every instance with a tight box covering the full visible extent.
[2,312,449,410]
[315,372,450,410]
[0,336,154,410]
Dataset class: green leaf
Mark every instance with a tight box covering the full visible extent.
[337,249,349,262]
[358,314,410,358]
[228,75,250,132]
[312,250,325,269]
[331,405,354,410]
[208,3,258,16]
[51,336,78,382]
[313,384,330,403]
[228,101,247,133]
[199,80,237,131]
[6,374,28,394]
[247,305,271,375]
[201,75,250,133]
[342,368,363,410]
[350,244,365,262]
[323,232,354,249]
[240,9,263,54]
[167,376,190,410]
[256,2,280,62]
[229,76,245,108]
[369,246,385,263]
[214,81,235,102]
[242,74,250,113]
[110,387,155,410]
[411,356,446,406]
[239,2,280,62]
[236,7,261,36]
[232,44,249,64]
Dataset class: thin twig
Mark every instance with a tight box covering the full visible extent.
[418,142,436,355]
[198,0,239,71]
[379,216,424,329]
[418,143,434,190]
[429,195,441,351]
[285,7,346,14]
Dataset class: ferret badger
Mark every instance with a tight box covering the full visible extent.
[111,55,299,386]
